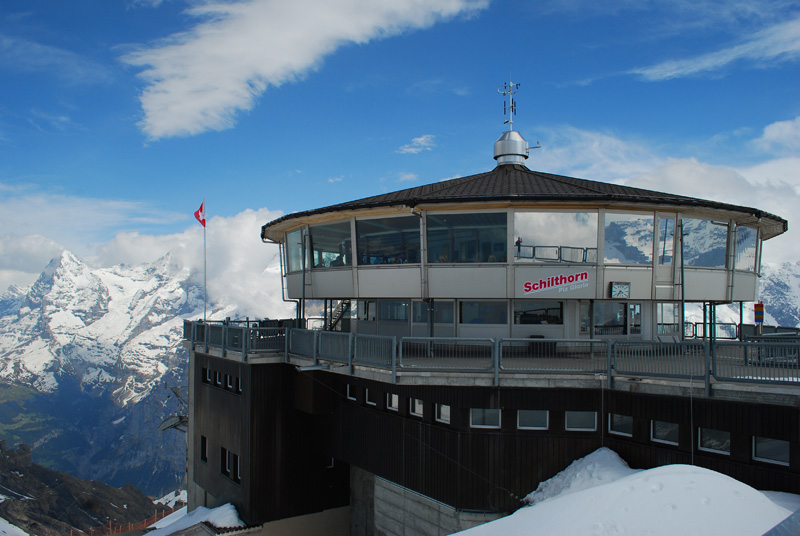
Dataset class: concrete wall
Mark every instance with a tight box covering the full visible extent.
[350,466,501,536]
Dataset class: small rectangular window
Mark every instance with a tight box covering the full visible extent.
[518,410,548,430]
[200,436,208,463]
[346,384,357,401]
[231,453,241,483]
[236,377,243,394]
[220,447,229,476]
[436,404,451,424]
[201,368,209,383]
[365,388,377,406]
[215,371,222,386]
[609,414,633,437]
[226,374,233,389]
[753,437,790,466]
[651,420,679,445]
[410,398,424,417]
[698,428,730,455]
[565,411,597,431]
[387,393,399,411]
[470,408,501,429]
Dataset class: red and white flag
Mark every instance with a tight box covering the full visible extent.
[194,202,206,228]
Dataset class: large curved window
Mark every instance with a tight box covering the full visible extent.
[514,212,597,263]
[604,213,654,265]
[356,216,420,265]
[427,213,507,263]
[735,226,758,272]
[285,229,307,272]
[309,221,352,269]
[682,218,728,268]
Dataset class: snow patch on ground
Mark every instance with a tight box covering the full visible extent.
[460,448,799,536]
[147,504,243,536]
[0,518,28,536]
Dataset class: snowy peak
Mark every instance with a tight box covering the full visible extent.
[0,250,208,401]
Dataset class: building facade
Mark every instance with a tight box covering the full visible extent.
[185,120,798,534]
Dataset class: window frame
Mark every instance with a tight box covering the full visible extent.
[752,436,790,466]
[565,411,597,431]
[698,427,731,455]
[470,408,502,429]
[435,404,451,424]
[517,409,549,430]
[346,384,357,401]
[386,393,399,412]
[650,420,679,446]
[409,398,424,418]
[608,413,633,437]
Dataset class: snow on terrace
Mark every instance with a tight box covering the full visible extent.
[459,448,800,536]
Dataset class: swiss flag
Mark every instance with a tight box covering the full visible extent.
[194,202,206,227]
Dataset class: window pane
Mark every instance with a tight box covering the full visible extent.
[412,300,455,324]
[699,428,730,454]
[387,393,399,411]
[594,302,627,336]
[436,404,451,423]
[514,212,598,263]
[410,398,424,416]
[754,437,790,465]
[514,300,563,324]
[657,303,680,335]
[657,217,675,266]
[565,411,596,430]
[378,300,409,322]
[682,219,728,268]
[471,408,501,428]
[427,213,507,263]
[518,410,548,429]
[310,222,352,268]
[460,301,507,324]
[652,420,679,444]
[735,226,758,272]
[609,414,633,436]
[356,216,420,265]
[604,213,654,265]
[286,229,306,272]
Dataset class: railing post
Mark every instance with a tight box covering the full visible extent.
[391,336,397,383]
[607,339,614,389]
[221,324,227,358]
[348,332,355,376]
[313,330,319,366]
[242,326,249,362]
[705,340,712,397]
[493,338,500,386]
[204,321,209,354]
[284,327,290,363]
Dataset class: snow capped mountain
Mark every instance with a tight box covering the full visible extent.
[0,250,201,403]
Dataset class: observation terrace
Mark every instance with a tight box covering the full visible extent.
[182,319,800,404]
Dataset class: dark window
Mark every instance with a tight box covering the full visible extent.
[236,377,243,394]
[200,436,208,463]
[651,420,679,445]
[514,300,563,324]
[231,453,241,483]
[753,437,790,466]
[356,216,420,265]
[609,414,633,436]
[565,411,596,431]
[699,428,730,454]
[201,368,209,384]
[518,410,548,430]
[220,447,229,476]
[427,213,507,263]
[310,221,352,269]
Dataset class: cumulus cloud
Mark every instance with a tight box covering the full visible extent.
[754,116,800,155]
[96,207,292,318]
[123,0,489,140]
[631,16,800,81]
[396,134,436,154]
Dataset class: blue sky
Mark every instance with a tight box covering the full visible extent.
[1,0,800,299]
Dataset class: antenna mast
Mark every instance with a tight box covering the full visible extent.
[498,80,520,131]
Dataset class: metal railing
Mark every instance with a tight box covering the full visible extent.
[182,320,800,389]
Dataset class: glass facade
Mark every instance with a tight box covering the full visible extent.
[356,216,420,265]
[427,213,507,263]
[735,226,758,272]
[285,229,306,272]
[657,216,675,265]
[594,302,641,336]
[514,211,598,263]
[657,303,680,334]
[412,300,455,324]
[309,222,352,268]
[682,218,728,268]
[513,300,563,324]
[460,301,508,325]
[378,300,409,322]
[604,213,654,265]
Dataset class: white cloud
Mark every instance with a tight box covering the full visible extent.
[631,16,800,81]
[532,125,662,181]
[0,34,112,86]
[398,172,418,182]
[396,134,436,154]
[123,0,489,140]
[754,116,800,155]
[96,207,291,318]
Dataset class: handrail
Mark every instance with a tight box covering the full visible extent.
[181,321,800,389]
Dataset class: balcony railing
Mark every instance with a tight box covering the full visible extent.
[182,320,799,390]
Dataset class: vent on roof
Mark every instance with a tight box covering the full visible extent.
[494,130,529,166]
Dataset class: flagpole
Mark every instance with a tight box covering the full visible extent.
[203,197,207,322]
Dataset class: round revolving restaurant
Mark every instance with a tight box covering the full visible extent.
[261,97,786,343]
